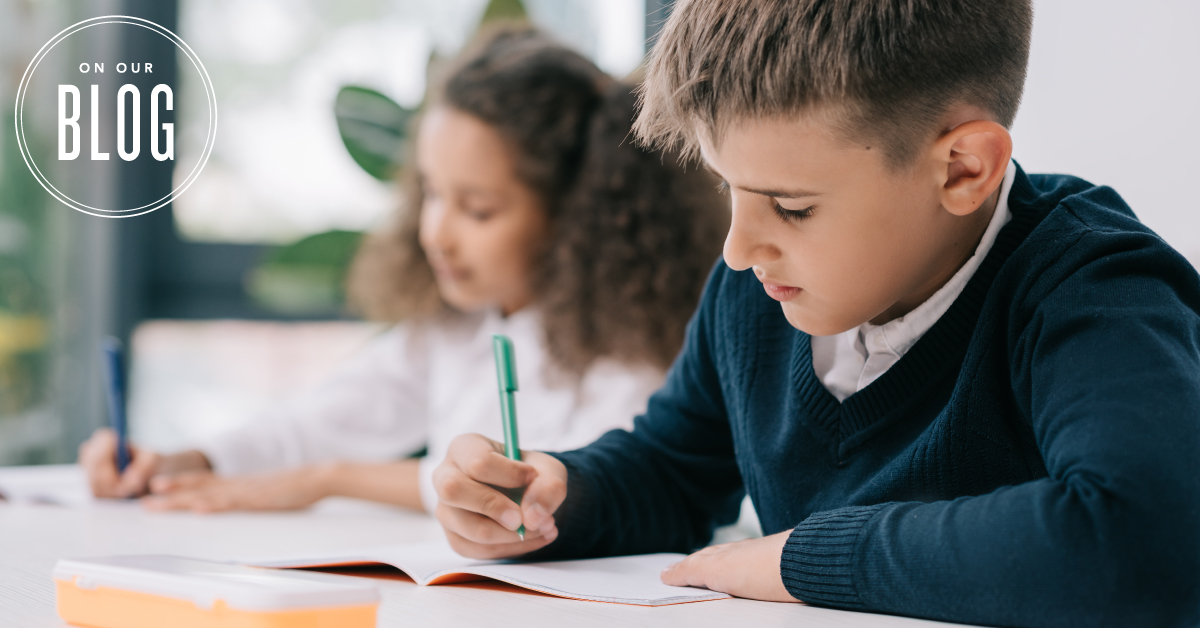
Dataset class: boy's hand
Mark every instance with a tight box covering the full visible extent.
[433,433,567,559]
[141,467,329,513]
[660,531,800,603]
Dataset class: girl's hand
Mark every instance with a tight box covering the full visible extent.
[78,428,209,498]
[660,531,801,603]
[432,433,568,559]
[141,467,331,513]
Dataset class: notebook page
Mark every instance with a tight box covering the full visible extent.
[243,541,486,585]
[352,542,490,584]
[245,542,730,605]
[453,553,731,606]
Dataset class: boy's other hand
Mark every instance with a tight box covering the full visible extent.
[433,433,567,559]
[141,467,329,513]
[78,428,210,498]
[660,531,800,603]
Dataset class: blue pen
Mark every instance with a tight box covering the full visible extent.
[100,337,131,473]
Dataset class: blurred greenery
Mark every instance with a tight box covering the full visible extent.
[334,86,416,182]
[0,105,52,424]
[248,0,529,317]
[481,0,528,23]
[246,230,364,315]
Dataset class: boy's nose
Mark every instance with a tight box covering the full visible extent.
[723,198,780,271]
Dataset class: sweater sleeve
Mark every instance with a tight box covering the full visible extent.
[781,230,1200,627]
[196,325,430,475]
[533,263,746,559]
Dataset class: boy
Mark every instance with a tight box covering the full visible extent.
[430,1,1200,626]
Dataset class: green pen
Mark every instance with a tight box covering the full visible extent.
[492,334,526,541]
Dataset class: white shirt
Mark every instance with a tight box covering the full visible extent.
[812,161,1017,402]
[196,308,664,511]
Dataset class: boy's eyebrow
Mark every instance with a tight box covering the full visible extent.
[737,185,822,199]
[701,162,821,199]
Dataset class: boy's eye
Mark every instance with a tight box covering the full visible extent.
[773,202,815,222]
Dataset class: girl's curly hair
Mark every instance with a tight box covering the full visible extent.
[347,27,729,375]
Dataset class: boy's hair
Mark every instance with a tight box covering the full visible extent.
[347,27,729,374]
[634,0,1033,168]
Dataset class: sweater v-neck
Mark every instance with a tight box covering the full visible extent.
[790,165,1046,459]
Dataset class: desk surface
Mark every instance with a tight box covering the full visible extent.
[0,466,968,628]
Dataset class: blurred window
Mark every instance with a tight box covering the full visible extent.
[172,0,647,244]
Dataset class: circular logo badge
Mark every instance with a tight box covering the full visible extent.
[14,15,217,218]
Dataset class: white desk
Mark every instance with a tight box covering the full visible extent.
[0,466,967,628]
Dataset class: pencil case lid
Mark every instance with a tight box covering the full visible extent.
[53,555,379,612]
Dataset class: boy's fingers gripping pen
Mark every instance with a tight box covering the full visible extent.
[492,335,526,541]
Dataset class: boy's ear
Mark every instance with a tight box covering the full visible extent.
[933,120,1012,217]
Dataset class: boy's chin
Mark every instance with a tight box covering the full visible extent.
[779,302,859,337]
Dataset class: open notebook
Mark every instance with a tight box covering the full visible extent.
[245,541,730,606]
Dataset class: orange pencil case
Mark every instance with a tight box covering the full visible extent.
[53,555,379,628]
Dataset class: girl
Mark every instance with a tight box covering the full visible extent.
[78,28,729,513]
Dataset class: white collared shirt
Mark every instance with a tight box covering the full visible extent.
[197,307,663,511]
[811,161,1017,402]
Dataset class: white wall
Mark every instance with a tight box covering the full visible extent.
[1010,0,1200,263]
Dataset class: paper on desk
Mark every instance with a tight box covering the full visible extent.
[0,465,93,507]
[247,541,730,606]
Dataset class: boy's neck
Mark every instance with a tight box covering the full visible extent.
[870,185,1002,326]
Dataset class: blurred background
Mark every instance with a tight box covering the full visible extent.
[0,0,1196,465]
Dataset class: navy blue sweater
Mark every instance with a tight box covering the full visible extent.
[537,165,1200,627]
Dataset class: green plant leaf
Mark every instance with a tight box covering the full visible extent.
[247,230,364,314]
[335,86,414,181]
[260,230,363,267]
[480,0,527,23]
